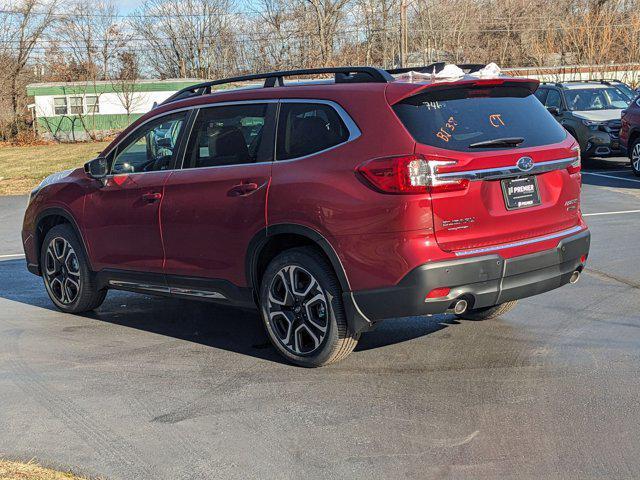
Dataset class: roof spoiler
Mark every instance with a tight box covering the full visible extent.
[386,77,540,105]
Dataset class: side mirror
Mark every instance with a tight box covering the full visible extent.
[84,156,109,180]
[547,106,561,116]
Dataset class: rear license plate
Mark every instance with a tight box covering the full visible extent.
[501,176,541,210]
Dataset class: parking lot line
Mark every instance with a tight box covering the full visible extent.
[586,169,631,174]
[582,171,640,184]
[583,209,640,217]
[0,253,25,259]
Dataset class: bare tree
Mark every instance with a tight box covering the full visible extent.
[56,0,126,80]
[1,0,58,138]
[130,0,239,79]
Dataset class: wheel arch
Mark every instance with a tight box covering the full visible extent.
[246,224,351,297]
[34,207,92,274]
[628,128,640,153]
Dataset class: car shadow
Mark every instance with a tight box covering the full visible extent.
[0,258,457,364]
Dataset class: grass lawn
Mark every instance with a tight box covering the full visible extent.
[0,142,109,196]
[0,460,89,479]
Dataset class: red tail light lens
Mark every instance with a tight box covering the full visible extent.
[567,146,581,174]
[357,155,469,194]
[425,287,451,299]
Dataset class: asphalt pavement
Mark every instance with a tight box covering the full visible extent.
[0,157,639,479]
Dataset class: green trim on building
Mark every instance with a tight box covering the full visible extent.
[27,80,202,96]
[37,113,142,136]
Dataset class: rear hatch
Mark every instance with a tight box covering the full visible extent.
[391,79,582,253]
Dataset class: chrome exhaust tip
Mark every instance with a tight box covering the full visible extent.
[453,299,468,315]
[569,270,581,284]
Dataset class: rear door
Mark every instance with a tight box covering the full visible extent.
[161,101,276,291]
[393,80,582,253]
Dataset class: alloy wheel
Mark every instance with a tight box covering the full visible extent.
[267,265,329,355]
[632,143,640,172]
[44,237,81,305]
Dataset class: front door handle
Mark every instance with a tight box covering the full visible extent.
[227,182,259,197]
[142,192,162,203]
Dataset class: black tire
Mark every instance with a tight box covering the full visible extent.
[456,300,518,321]
[259,247,359,367]
[41,224,107,313]
[630,137,640,176]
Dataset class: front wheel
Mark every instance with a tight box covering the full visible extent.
[455,300,518,321]
[630,138,640,176]
[41,224,107,313]
[259,247,359,367]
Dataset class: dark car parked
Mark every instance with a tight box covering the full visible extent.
[22,65,590,366]
[535,80,631,159]
[620,94,640,175]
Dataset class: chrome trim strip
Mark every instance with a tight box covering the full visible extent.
[108,280,170,293]
[453,225,584,257]
[108,280,227,299]
[169,287,226,299]
[438,156,578,181]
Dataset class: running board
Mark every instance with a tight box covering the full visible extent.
[108,280,227,299]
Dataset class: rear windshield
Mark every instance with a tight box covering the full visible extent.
[392,85,567,151]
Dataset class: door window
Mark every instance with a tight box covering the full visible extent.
[534,88,548,104]
[276,103,349,160]
[111,113,186,174]
[545,89,562,109]
[184,104,268,168]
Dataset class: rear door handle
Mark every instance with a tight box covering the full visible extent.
[227,182,259,197]
[142,192,162,203]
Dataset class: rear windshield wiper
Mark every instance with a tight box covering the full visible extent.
[468,137,525,149]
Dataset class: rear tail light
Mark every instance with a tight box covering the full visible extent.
[568,146,581,174]
[425,287,451,299]
[357,154,469,194]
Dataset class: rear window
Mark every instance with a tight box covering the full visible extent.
[392,86,567,151]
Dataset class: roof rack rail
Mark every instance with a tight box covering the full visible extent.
[160,67,395,106]
[387,63,485,75]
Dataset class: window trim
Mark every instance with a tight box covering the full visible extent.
[274,99,361,163]
[544,88,564,110]
[101,98,360,174]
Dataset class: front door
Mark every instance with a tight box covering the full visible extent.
[161,102,275,292]
[83,112,188,274]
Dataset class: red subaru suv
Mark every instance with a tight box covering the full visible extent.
[22,66,590,367]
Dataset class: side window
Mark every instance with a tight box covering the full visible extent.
[111,113,186,174]
[534,88,548,104]
[276,103,349,160]
[545,90,562,109]
[184,104,268,169]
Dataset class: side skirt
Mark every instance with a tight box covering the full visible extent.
[95,269,256,308]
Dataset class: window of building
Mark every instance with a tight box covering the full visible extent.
[85,96,99,114]
[69,97,83,115]
[53,97,68,115]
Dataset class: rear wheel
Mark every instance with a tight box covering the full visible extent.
[41,224,106,313]
[456,300,518,321]
[630,138,640,176]
[259,247,359,367]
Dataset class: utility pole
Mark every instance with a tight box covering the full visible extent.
[400,0,408,67]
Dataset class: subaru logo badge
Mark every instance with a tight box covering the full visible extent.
[517,156,534,172]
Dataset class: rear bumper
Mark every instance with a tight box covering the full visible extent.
[352,228,590,322]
